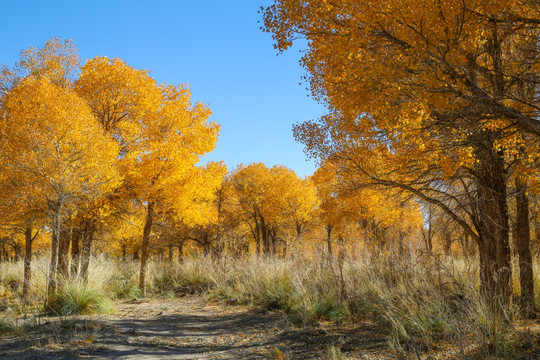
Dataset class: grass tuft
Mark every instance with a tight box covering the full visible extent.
[46,280,115,316]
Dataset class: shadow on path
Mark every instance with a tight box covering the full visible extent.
[0,297,391,359]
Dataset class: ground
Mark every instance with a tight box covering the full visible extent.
[1,296,539,359]
[0,296,393,359]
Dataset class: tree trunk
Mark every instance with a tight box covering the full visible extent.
[79,220,95,283]
[57,227,71,279]
[535,216,540,257]
[326,225,333,256]
[261,220,270,255]
[47,202,62,299]
[253,213,261,256]
[515,178,536,318]
[22,226,35,298]
[424,206,433,251]
[139,202,154,297]
[203,233,211,257]
[70,227,81,277]
[12,243,22,262]
[475,146,512,312]
[178,241,184,263]
[269,229,276,256]
[295,222,302,241]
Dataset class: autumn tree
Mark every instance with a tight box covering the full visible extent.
[228,163,318,256]
[312,161,422,255]
[0,179,45,297]
[17,37,80,87]
[75,55,223,295]
[264,0,540,311]
[0,77,119,297]
[118,85,221,296]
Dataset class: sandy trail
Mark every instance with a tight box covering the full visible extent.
[0,296,391,359]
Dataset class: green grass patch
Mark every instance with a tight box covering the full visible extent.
[46,282,115,316]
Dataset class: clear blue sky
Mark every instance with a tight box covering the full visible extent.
[0,0,325,178]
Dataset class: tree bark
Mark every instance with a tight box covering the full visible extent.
[79,219,95,283]
[168,245,173,262]
[139,202,154,297]
[22,226,37,299]
[253,211,261,256]
[70,227,81,277]
[57,227,70,279]
[202,233,211,257]
[177,241,184,263]
[326,225,333,256]
[535,216,540,257]
[47,201,62,299]
[515,178,536,318]
[475,146,512,312]
[261,219,270,255]
[422,206,434,252]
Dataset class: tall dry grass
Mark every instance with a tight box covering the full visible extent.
[0,249,537,358]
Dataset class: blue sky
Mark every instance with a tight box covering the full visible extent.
[0,1,325,178]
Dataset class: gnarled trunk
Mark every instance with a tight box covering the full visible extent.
[475,146,512,312]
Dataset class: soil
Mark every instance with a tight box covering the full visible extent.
[2,296,539,359]
[0,296,393,359]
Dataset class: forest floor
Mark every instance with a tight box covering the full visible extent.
[0,295,539,359]
[0,295,394,359]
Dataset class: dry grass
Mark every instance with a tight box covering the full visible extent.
[0,249,538,358]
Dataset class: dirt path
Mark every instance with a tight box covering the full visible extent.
[0,296,393,359]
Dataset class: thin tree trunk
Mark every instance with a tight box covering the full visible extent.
[70,228,81,277]
[296,222,302,241]
[253,213,261,256]
[326,225,333,256]
[178,241,184,263]
[423,207,433,251]
[261,219,270,255]
[202,233,211,257]
[139,202,154,297]
[47,202,62,299]
[22,226,36,299]
[12,243,21,262]
[535,216,540,257]
[57,227,70,279]
[515,178,536,318]
[80,220,95,283]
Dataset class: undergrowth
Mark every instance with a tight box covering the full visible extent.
[0,252,537,358]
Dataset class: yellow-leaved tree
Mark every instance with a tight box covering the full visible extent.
[0,76,119,297]
[76,56,223,295]
[264,0,540,313]
[229,163,318,255]
[120,85,222,295]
